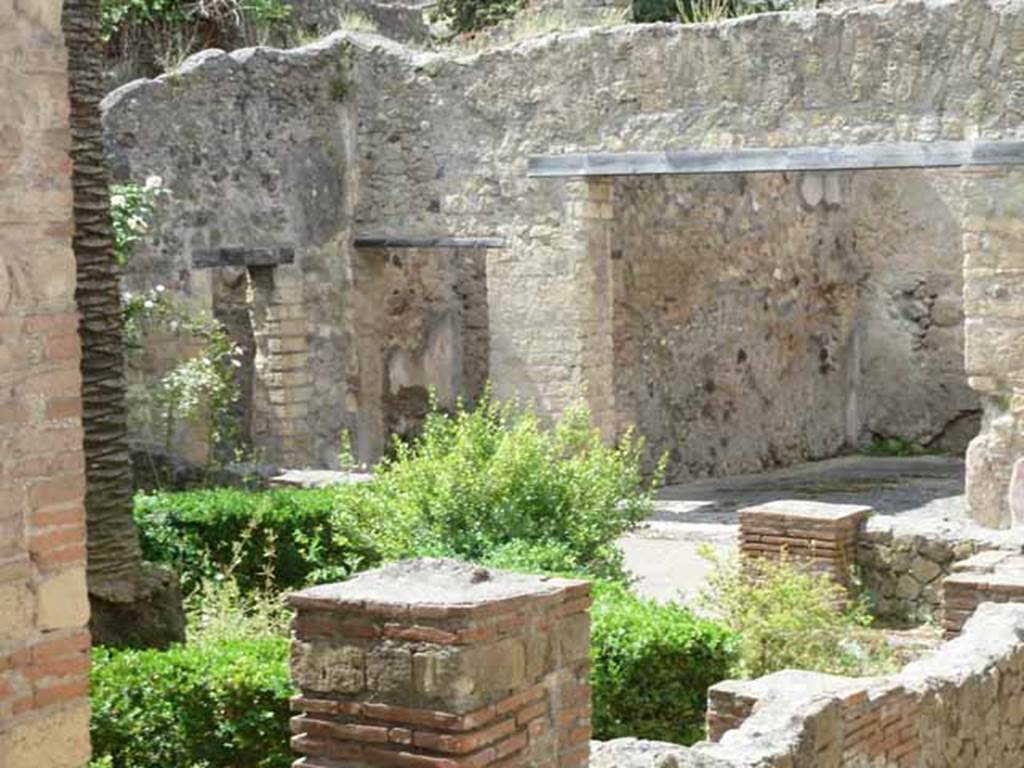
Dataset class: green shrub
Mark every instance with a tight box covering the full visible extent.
[590,581,736,745]
[431,0,524,33]
[632,0,791,24]
[135,398,655,590]
[699,548,895,678]
[90,636,292,768]
[134,487,383,594]
[338,397,658,581]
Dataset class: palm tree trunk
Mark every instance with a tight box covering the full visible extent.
[63,0,184,647]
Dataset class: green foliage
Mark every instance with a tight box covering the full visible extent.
[90,636,292,768]
[110,177,166,265]
[699,548,895,679]
[590,581,736,744]
[101,0,291,41]
[337,396,658,580]
[134,487,382,594]
[91,576,293,768]
[431,0,525,34]
[632,0,790,24]
[122,284,244,461]
[136,396,656,587]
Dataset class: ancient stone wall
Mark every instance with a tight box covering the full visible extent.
[0,0,92,764]
[103,43,359,468]
[691,602,1024,767]
[103,0,1024,518]
[607,168,974,480]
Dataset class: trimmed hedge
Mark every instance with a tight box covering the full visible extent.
[90,636,292,768]
[89,581,734,763]
[136,400,656,591]
[590,581,737,744]
[133,487,382,594]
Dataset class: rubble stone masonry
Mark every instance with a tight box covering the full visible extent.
[102,0,1024,517]
[0,0,92,764]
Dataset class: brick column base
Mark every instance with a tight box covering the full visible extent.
[739,500,872,587]
[288,559,592,768]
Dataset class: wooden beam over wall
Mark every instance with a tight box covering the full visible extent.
[353,236,507,249]
[527,140,1024,178]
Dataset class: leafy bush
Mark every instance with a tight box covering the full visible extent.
[590,581,736,744]
[91,576,293,768]
[336,397,658,581]
[90,636,292,768]
[633,0,791,24]
[134,487,383,594]
[101,0,292,78]
[431,0,524,33]
[137,397,656,588]
[700,548,895,678]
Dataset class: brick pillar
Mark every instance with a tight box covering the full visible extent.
[0,0,92,762]
[288,559,592,768]
[249,265,312,466]
[738,500,872,587]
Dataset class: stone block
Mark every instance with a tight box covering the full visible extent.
[0,579,34,644]
[292,641,366,694]
[36,567,89,631]
[965,318,1024,377]
[739,500,872,588]
[0,700,92,768]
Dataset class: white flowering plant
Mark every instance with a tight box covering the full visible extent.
[122,285,244,458]
[113,179,245,465]
[110,176,166,264]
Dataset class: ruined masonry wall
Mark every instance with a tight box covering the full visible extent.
[0,0,92,764]
[103,1,1024,509]
[611,169,973,480]
[691,603,1024,767]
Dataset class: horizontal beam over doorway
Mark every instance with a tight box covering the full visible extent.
[353,236,507,249]
[527,139,1024,178]
[192,246,295,268]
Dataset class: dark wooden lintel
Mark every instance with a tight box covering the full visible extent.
[527,140,1024,178]
[353,236,506,250]
[192,246,295,269]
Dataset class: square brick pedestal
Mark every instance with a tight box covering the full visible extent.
[739,500,872,586]
[288,559,592,768]
[943,550,1024,636]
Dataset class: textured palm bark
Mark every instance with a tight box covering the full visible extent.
[63,0,145,601]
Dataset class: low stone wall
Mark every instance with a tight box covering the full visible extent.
[944,550,1024,636]
[597,602,1024,767]
[857,511,1024,624]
